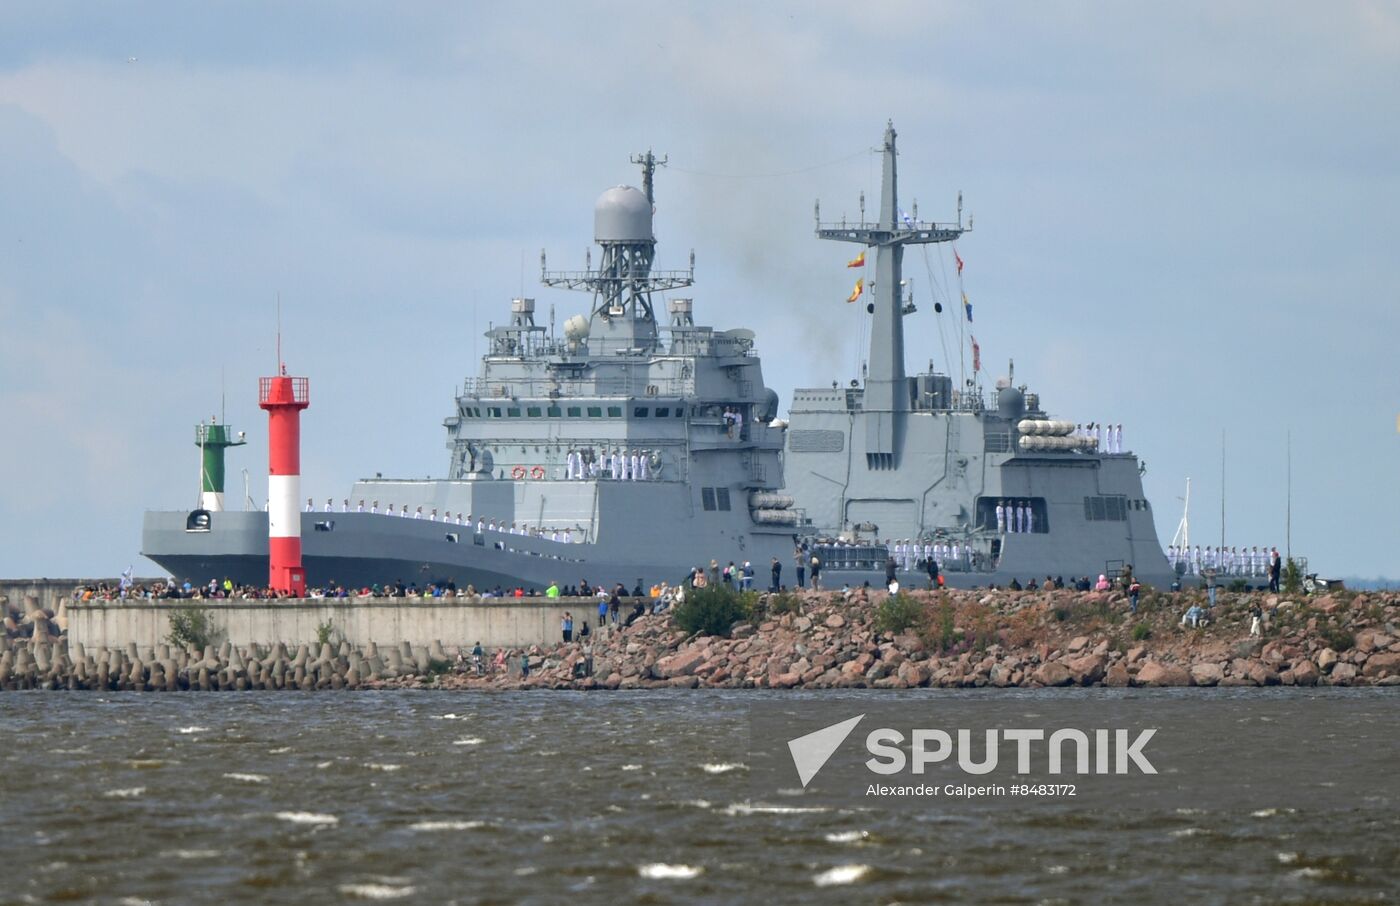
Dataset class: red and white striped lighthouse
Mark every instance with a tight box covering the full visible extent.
[258,366,310,596]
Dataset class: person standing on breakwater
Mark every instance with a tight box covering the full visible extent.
[562,612,573,644]
[597,593,608,627]
[1249,602,1263,638]
[809,553,822,590]
[493,647,507,673]
[794,546,806,588]
[770,557,782,592]
[519,651,530,678]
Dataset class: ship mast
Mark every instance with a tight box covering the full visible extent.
[816,121,966,469]
[540,150,694,354]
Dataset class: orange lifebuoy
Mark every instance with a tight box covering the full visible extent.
[529,466,545,480]
[511,465,526,480]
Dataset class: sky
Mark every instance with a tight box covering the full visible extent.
[0,1,1396,580]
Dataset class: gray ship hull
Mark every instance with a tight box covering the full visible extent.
[143,501,795,591]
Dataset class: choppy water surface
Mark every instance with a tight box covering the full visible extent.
[4,689,1397,904]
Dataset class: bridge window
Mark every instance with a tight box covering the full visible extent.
[633,407,649,418]
[488,407,502,418]
[567,406,582,417]
[716,488,731,511]
[547,406,562,417]
[526,406,542,417]
[586,406,602,418]
[655,407,670,417]
[702,488,717,511]
[607,406,622,417]
[507,407,521,417]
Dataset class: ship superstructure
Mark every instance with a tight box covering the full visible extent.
[783,122,1172,586]
[142,155,796,589]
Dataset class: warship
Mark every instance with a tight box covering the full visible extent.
[141,124,1173,591]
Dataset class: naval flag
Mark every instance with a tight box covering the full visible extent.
[954,248,964,275]
[962,292,973,322]
[846,251,865,268]
[846,278,864,303]
[971,335,981,372]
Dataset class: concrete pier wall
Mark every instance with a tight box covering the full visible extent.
[68,598,622,651]
[2,578,158,616]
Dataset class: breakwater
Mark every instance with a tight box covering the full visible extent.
[67,597,607,650]
[4,586,1398,692]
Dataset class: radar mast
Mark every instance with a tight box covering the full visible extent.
[541,151,694,353]
[816,121,966,469]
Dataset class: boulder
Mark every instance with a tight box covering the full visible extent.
[1135,661,1190,687]
[1188,662,1224,687]
[656,648,706,678]
[1291,659,1322,686]
[825,614,847,630]
[1316,648,1338,671]
[1032,661,1074,687]
[1329,662,1358,684]
[1066,635,1090,654]
[1105,663,1131,687]
[1064,653,1107,685]
[1361,651,1400,679]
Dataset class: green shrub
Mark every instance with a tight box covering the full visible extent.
[315,619,336,648]
[1052,607,1072,622]
[767,592,803,616]
[1320,625,1355,652]
[166,602,218,650]
[1283,558,1303,595]
[1228,579,1247,593]
[1131,622,1152,642]
[671,584,752,638]
[874,593,924,635]
[927,599,964,653]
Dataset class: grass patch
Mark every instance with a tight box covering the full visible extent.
[1131,622,1153,642]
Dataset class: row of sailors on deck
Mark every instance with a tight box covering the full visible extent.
[1077,422,1124,454]
[994,501,1036,534]
[1168,545,1280,576]
[564,448,656,481]
[306,498,574,542]
[823,539,974,572]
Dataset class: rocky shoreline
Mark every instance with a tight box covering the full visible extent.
[3,587,1398,692]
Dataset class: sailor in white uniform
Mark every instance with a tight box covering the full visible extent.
[324,498,333,512]
[951,541,961,570]
[386,503,395,517]
[429,508,438,521]
[1025,504,1034,534]
[629,450,640,481]
[306,498,314,512]
[610,449,622,480]
[370,500,378,514]
[414,506,423,519]
[995,501,1006,533]
[639,451,652,481]
[357,500,365,513]
[562,528,572,543]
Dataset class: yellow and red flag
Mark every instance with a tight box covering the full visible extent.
[846,250,866,268]
[846,278,864,303]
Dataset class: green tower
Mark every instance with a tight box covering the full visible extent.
[195,420,246,512]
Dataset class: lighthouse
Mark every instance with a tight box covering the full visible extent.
[258,366,310,596]
[195,419,246,512]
